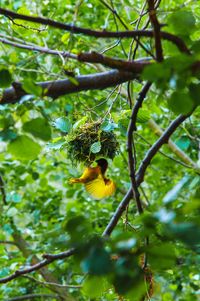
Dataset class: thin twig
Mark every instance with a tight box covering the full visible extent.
[0,37,77,59]
[136,132,195,170]
[136,113,193,184]
[23,275,82,289]
[0,175,7,205]
[0,240,16,245]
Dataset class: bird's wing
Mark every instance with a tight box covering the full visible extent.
[69,167,99,184]
[85,174,115,199]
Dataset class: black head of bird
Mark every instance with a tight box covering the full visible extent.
[96,158,108,175]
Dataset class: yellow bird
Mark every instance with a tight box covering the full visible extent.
[69,158,116,199]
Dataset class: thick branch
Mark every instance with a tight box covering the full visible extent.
[78,52,150,72]
[0,8,189,53]
[0,37,151,72]
[148,0,163,61]
[0,70,141,104]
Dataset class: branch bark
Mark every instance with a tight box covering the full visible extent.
[127,82,151,214]
[0,242,75,284]
[0,70,142,104]
[147,0,163,61]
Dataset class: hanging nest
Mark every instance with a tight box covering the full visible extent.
[66,120,119,165]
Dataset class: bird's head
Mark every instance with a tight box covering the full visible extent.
[96,158,108,175]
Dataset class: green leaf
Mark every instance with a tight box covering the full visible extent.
[142,63,168,82]
[73,117,87,130]
[7,135,41,161]
[168,91,194,114]
[61,32,70,45]
[0,129,17,141]
[23,118,52,141]
[147,243,176,270]
[82,276,106,298]
[3,224,14,234]
[0,69,12,88]
[65,216,92,244]
[81,246,112,275]
[7,192,22,203]
[100,120,118,132]
[163,176,190,204]
[68,76,79,85]
[6,207,18,217]
[22,78,42,97]
[168,10,196,36]
[189,83,200,106]
[191,40,200,54]
[53,117,71,133]
[137,109,150,123]
[167,222,200,248]
[46,138,66,150]
[90,141,101,154]
[175,136,191,151]
[0,267,10,277]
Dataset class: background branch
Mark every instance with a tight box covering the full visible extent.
[7,294,58,301]
[0,247,75,284]
[0,8,189,53]
[0,175,7,205]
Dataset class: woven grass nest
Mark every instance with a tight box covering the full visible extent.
[66,120,119,164]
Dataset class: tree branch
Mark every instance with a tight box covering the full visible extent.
[23,275,82,289]
[0,248,75,284]
[0,8,189,53]
[0,70,142,104]
[147,0,163,61]
[0,240,16,245]
[0,37,151,73]
[0,37,77,59]
[7,294,58,301]
[127,82,151,214]
[78,52,150,72]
